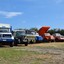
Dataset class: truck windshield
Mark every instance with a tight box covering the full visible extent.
[26,30,36,35]
[0,28,10,32]
[16,31,25,36]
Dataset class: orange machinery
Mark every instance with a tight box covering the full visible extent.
[38,26,55,42]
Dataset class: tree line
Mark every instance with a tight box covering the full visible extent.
[14,28,64,35]
[30,28,64,35]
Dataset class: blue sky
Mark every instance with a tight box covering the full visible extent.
[0,0,64,29]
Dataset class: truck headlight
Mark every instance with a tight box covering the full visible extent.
[12,36,14,40]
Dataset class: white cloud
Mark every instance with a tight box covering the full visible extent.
[0,11,23,18]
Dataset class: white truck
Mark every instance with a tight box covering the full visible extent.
[0,23,14,47]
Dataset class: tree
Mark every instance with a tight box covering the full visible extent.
[59,29,64,35]
[30,28,38,32]
[48,29,55,34]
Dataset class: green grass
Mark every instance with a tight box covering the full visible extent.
[0,47,46,64]
[0,42,64,64]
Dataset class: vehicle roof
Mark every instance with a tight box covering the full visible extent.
[0,32,12,34]
[13,29,25,32]
[0,23,10,28]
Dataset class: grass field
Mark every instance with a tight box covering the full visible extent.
[0,42,64,64]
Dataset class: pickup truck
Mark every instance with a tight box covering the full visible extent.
[13,30,28,46]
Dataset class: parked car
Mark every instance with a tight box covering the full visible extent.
[53,33,64,42]
[35,33,43,43]
[43,33,55,42]
[26,30,43,43]
[38,26,55,42]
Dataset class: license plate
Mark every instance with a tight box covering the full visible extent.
[3,40,6,41]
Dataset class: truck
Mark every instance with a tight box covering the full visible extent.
[38,26,55,42]
[0,23,14,47]
[13,29,38,46]
[13,30,28,46]
[26,30,43,43]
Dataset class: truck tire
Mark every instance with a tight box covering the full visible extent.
[30,40,35,44]
[10,42,13,47]
[43,38,49,42]
[25,42,28,46]
[14,38,18,46]
[25,39,28,46]
[14,42,17,46]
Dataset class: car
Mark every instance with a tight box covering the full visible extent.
[53,33,64,42]
[38,26,55,42]
[43,33,55,42]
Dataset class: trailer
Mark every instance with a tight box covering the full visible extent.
[0,23,14,47]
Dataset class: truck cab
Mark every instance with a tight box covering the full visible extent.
[0,23,14,47]
[13,30,28,46]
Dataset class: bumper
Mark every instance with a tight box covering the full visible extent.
[0,39,14,42]
[23,39,28,42]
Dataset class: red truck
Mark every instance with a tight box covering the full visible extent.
[38,26,55,42]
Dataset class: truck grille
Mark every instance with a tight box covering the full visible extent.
[3,34,11,38]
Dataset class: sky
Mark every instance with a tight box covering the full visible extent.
[0,0,64,29]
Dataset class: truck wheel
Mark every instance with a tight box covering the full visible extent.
[30,40,34,44]
[43,38,49,42]
[55,38,59,42]
[14,39,18,46]
[14,40,18,46]
[24,39,28,46]
[10,42,13,47]
[14,42,17,46]
[25,42,28,46]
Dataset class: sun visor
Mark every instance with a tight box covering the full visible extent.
[38,26,50,36]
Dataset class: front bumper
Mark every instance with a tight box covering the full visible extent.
[23,39,28,42]
[0,39,14,42]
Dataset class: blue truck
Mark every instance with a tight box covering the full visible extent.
[0,23,14,47]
